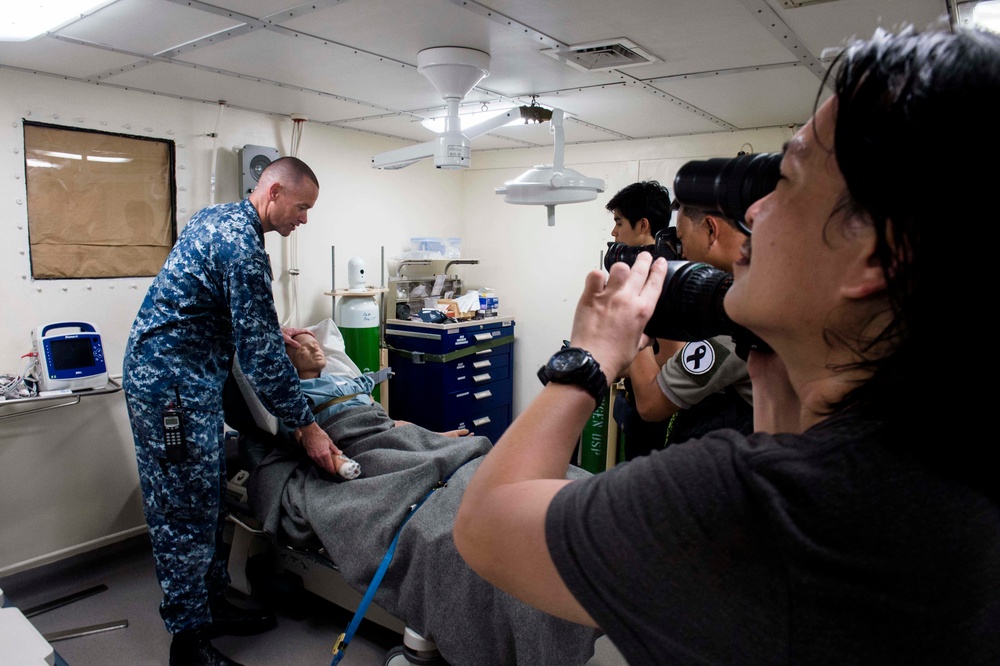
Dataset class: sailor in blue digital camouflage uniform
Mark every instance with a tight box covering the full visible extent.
[123,156,341,666]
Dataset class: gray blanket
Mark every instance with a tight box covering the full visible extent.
[248,405,600,666]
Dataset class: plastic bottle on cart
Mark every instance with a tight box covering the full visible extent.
[478,289,499,317]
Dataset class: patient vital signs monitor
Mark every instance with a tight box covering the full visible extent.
[31,322,108,392]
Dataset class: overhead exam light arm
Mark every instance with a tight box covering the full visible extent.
[371,106,546,170]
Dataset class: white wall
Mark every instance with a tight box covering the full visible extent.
[0,66,792,573]
[460,129,792,417]
[0,68,462,573]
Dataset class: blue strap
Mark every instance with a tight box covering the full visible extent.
[329,469,460,665]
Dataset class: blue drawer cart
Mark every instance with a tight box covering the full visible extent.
[385,317,515,443]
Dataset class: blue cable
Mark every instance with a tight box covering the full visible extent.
[329,466,463,665]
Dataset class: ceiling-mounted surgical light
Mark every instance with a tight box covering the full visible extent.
[495,109,606,226]
[372,46,491,170]
[372,48,557,170]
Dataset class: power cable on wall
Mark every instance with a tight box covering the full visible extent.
[281,114,308,328]
[209,101,226,206]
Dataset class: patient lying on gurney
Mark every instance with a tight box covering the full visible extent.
[279,333,470,480]
[243,332,601,665]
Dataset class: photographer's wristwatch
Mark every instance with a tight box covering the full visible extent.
[537,347,609,409]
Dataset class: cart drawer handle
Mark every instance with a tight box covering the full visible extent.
[473,416,491,427]
[474,390,492,400]
[473,360,492,369]
[472,373,491,383]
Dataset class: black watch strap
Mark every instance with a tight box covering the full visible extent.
[538,347,609,408]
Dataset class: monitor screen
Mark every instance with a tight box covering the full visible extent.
[50,337,95,370]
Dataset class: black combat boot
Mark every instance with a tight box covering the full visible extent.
[169,627,245,666]
[209,594,277,637]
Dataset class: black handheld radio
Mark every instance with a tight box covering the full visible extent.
[163,387,188,463]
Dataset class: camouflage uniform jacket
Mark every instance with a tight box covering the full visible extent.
[123,198,313,429]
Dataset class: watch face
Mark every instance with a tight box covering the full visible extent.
[551,348,587,372]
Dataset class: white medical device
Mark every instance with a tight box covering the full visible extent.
[31,322,109,392]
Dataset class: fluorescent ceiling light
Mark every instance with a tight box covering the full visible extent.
[0,1,109,41]
[975,0,1000,33]
[421,107,518,133]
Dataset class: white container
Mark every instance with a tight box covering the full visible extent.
[478,289,499,317]
[410,237,446,256]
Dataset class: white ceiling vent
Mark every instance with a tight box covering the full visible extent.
[541,38,661,72]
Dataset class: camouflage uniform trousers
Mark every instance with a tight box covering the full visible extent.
[125,393,231,634]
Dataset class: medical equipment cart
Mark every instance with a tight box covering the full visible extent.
[384,317,515,444]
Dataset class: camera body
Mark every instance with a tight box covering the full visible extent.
[604,152,782,354]
[605,226,682,267]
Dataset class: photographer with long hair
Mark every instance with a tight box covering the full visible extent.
[455,25,999,664]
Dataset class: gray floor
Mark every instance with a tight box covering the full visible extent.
[1,535,627,665]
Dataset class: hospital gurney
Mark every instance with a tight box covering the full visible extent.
[221,318,442,664]
[223,440,444,666]
[221,320,600,665]
[225,405,599,665]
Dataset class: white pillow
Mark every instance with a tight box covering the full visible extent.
[304,318,363,379]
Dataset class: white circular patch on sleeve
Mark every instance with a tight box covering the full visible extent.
[681,340,715,375]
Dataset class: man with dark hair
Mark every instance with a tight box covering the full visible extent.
[604,180,680,458]
[123,156,340,666]
[626,202,753,454]
[605,179,672,245]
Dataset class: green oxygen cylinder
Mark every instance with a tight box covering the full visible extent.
[336,256,381,402]
[579,393,609,473]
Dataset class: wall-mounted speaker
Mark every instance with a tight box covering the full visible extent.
[238,145,280,198]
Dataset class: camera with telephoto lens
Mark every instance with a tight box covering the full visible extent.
[674,151,782,235]
[603,152,782,355]
[605,226,682,266]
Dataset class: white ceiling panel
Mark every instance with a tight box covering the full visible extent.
[655,64,828,130]
[0,0,948,147]
[532,86,726,138]
[206,0,306,19]
[0,37,139,78]
[278,0,496,62]
[101,62,389,122]
[58,0,244,55]
[173,30,454,114]
[769,0,949,54]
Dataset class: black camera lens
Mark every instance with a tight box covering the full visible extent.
[605,241,655,270]
[602,250,768,353]
[673,152,782,233]
[604,229,681,273]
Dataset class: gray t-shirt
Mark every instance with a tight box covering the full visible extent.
[546,412,1000,665]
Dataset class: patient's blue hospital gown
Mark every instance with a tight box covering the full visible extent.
[123,197,315,634]
[294,374,375,428]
